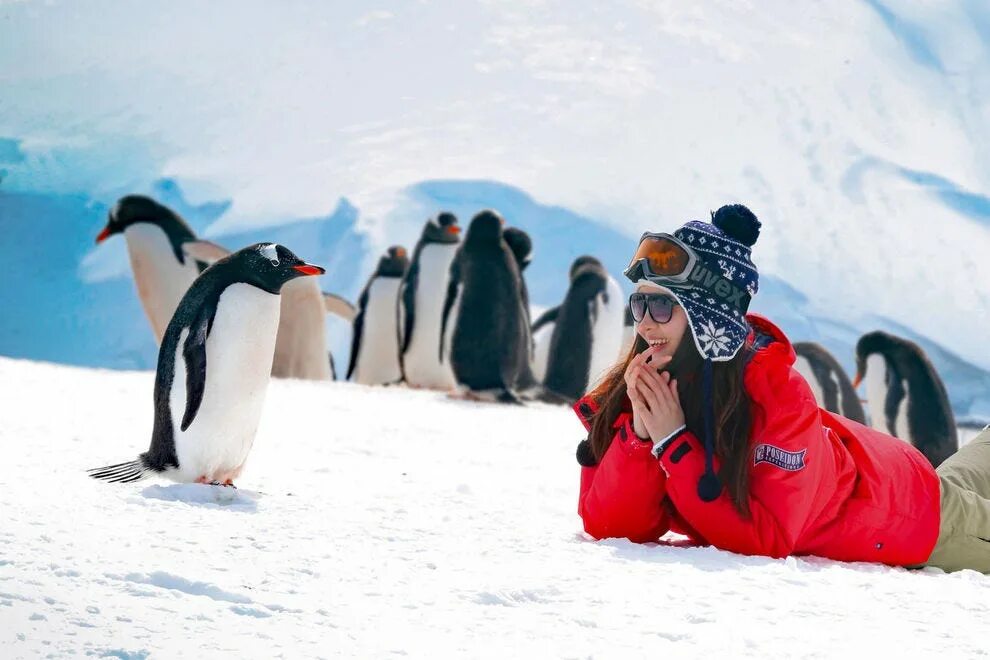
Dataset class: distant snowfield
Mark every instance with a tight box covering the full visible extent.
[2,357,989,658]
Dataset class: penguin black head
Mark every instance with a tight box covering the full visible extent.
[96,195,196,246]
[220,243,325,294]
[376,246,409,278]
[570,261,608,299]
[569,255,603,281]
[853,331,900,387]
[422,212,461,244]
[503,227,533,271]
[465,209,505,246]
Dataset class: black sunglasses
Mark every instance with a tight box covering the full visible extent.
[629,292,677,324]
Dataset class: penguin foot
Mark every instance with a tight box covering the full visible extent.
[222,480,237,489]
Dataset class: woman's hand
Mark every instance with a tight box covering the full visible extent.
[624,346,670,440]
[629,354,685,443]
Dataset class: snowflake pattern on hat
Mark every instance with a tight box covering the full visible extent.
[662,220,760,362]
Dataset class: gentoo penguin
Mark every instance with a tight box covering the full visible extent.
[853,331,957,467]
[532,256,597,381]
[347,246,409,386]
[793,342,867,424]
[182,240,355,381]
[542,258,625,402]
[95,195,205,344]
[399,213,461,390]
[441,210,532,402]
[532,256,624,386]
[88,243,324,485]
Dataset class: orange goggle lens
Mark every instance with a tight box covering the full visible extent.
[628,236,690,276]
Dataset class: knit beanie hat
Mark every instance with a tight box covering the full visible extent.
[666,205,761,361]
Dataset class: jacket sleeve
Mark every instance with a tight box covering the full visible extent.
[657,365,829,558]
[578,415,671,543]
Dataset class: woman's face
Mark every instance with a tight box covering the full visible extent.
[634,283,688,359]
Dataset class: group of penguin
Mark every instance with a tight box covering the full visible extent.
[796,334,959,468]
[87,194,964,486]
[348,209,630,405]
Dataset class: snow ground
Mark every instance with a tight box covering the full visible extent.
[1,357,989,659]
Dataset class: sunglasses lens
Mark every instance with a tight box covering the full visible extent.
[648,295,675,323]
[629,293,675,323]
[629,236,690,276]
[629,294,646,322]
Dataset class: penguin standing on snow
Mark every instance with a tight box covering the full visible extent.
[441,210,532,402]
[853,331,957,467]
[532,256,623,384]
[793,342,866,424]
[399,213,461,390]
[95,195,206,344]
[348,246,409,386]
[542,258,625,402]
[89,243,325,485]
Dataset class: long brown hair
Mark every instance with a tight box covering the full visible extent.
[587,327,755,516]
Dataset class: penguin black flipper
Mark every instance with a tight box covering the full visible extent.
[532,306,559,333]
[180,306,215,432]
[439,257,461,363]
[347,287,370,380]
[400,257,420,356]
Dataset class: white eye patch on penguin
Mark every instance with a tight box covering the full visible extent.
[259,243,280,266]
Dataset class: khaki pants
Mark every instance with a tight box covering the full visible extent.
[924,428,990,573]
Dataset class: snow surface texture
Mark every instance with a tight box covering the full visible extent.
[2,357,989,658]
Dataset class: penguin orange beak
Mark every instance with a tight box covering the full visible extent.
[446,225,460,235]
[293,264,325,276]
[852,374,863,388]
[96,225,113,244]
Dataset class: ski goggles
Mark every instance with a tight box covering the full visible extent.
[625,231,752,312]
[623,232,698,286]
[629,292,677,324]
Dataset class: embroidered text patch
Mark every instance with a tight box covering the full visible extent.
[753,444,806,471]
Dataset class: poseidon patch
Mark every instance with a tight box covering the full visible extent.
[753,444,806,471]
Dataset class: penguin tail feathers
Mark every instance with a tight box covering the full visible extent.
[87,458,150,484]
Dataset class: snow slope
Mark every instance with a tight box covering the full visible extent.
[1,357,988,658]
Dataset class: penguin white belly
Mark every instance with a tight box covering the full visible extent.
[864,354,889,434]
[895,379,911,441]
[586,281,626,389]
[124,224,201,344]
[403,244,457,389]
[532,321,554,383]
[794,356,824,408]
[169,284,280,482]
[271,277,332,381]
[354,278,403,385]
[619,325,636,361]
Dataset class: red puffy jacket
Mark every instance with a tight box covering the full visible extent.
[576,314,941,566]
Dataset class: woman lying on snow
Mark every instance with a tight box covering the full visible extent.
[575,205,990,572]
